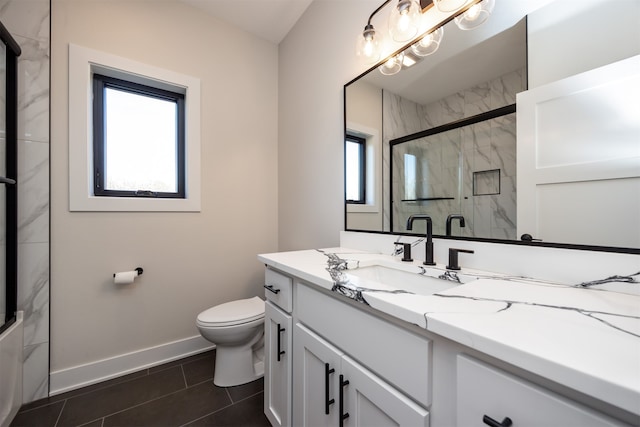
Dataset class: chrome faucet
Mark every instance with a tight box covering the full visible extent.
[406,215,436,266]
[446,214,465,236]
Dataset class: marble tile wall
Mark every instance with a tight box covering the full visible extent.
[385,68,524,240]
[0,0,51,403]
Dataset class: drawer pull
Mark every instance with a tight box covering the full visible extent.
[483,415,513,427]
[325,363,335,414]
[276,324,286,362]
[264,284,281,294]
[339,374,350,426]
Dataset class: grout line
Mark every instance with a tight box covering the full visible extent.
[180,364,188,389]
[178,401,236,427]
[97,380,215,423]
[179,390,265,427]
[233,390,264,405]
[76,417,105,427]
[225,387,233,404]
[52,399,66,427]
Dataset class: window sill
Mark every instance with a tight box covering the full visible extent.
[346,203,379,214]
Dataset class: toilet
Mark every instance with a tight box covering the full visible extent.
[196,296,265,387]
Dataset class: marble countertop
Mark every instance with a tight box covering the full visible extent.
[258,247,640,416]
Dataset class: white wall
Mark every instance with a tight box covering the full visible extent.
[50,0,278,381]
[528,0,640,88]
[278,0,381,251]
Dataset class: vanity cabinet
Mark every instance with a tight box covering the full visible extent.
[294,324,428,426]
[293,281,431,427]
[456,355,626,427]
[263,264,633,427]
[264,269,293,427]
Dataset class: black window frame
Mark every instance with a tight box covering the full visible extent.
[92,73,186,199]
[345,134,366,204]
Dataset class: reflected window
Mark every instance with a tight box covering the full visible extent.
[404,153,417,200]
[345,135,366,203]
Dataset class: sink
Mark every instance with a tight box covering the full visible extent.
[344,260,474,296]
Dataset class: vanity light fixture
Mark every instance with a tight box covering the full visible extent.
[379,52,405,75]
[432,0,467,13]
[360,0,492,74]
[454,0,495,30]
[356,0,422,63]
[411,26,444,56]
[389,0,422,42]
[356,23,382,64]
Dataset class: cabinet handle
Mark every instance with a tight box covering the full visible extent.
[264,284,281,294]
[324,363,335,414]
[339,374,350,427]
[276,324,286,362]
[483,415,513,427]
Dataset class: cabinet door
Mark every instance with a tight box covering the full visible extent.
[341,356,429,427]
[457,355,625,427]
[293,324,344,427]
[264,301,292,427]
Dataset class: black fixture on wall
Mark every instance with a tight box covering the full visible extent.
[0,19,21,336]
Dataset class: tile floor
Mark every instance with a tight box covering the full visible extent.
[10,350,270,427]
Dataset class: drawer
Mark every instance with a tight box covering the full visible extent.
[296,283,432,407]
[457,355,626,426]
[264,268,293,313]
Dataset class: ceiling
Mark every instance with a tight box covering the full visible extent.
[179,0,314,44]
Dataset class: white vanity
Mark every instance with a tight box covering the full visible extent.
[260,245,639,427]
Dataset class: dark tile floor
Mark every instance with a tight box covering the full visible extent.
[10,350,271,427]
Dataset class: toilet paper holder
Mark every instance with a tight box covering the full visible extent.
[113,267,143,278]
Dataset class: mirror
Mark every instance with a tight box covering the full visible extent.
[345,0,640,252]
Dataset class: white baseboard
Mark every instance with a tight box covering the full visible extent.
[49,335,215,396]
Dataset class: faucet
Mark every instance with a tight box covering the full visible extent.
[406,215,436,266]
[446,214,465,236]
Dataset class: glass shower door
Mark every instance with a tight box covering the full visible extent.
[0,41,6,328]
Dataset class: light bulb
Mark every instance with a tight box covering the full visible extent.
[389,0,421,42]
[356,24,381,64]
[411,26,444,57]
[379,52,404,76]
[433,0,466,13]
[466,4,481,19]
[455,0,495,30]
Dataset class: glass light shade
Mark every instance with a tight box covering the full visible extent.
[433,0,467,13]
[356,24,382,64]
[411,27,444,56]
[379,52,404,76]
[455,0,495,30]
[388,0,421,42]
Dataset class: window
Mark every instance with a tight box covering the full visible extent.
[345,135,366,204]
[92,74,185,199]
[68,44,201,212]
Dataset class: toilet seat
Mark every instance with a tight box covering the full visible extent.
[197,296,265,328]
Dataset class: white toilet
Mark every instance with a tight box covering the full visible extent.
[196,296,265,387]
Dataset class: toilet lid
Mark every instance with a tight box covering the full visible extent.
[197,296,265,327]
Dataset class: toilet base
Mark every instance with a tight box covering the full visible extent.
[213,344,265,387]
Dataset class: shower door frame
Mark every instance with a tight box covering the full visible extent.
[0,20,20,336]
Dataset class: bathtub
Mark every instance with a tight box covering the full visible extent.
[0,311,23,427]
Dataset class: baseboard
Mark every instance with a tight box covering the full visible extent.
[49,335,215,396]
